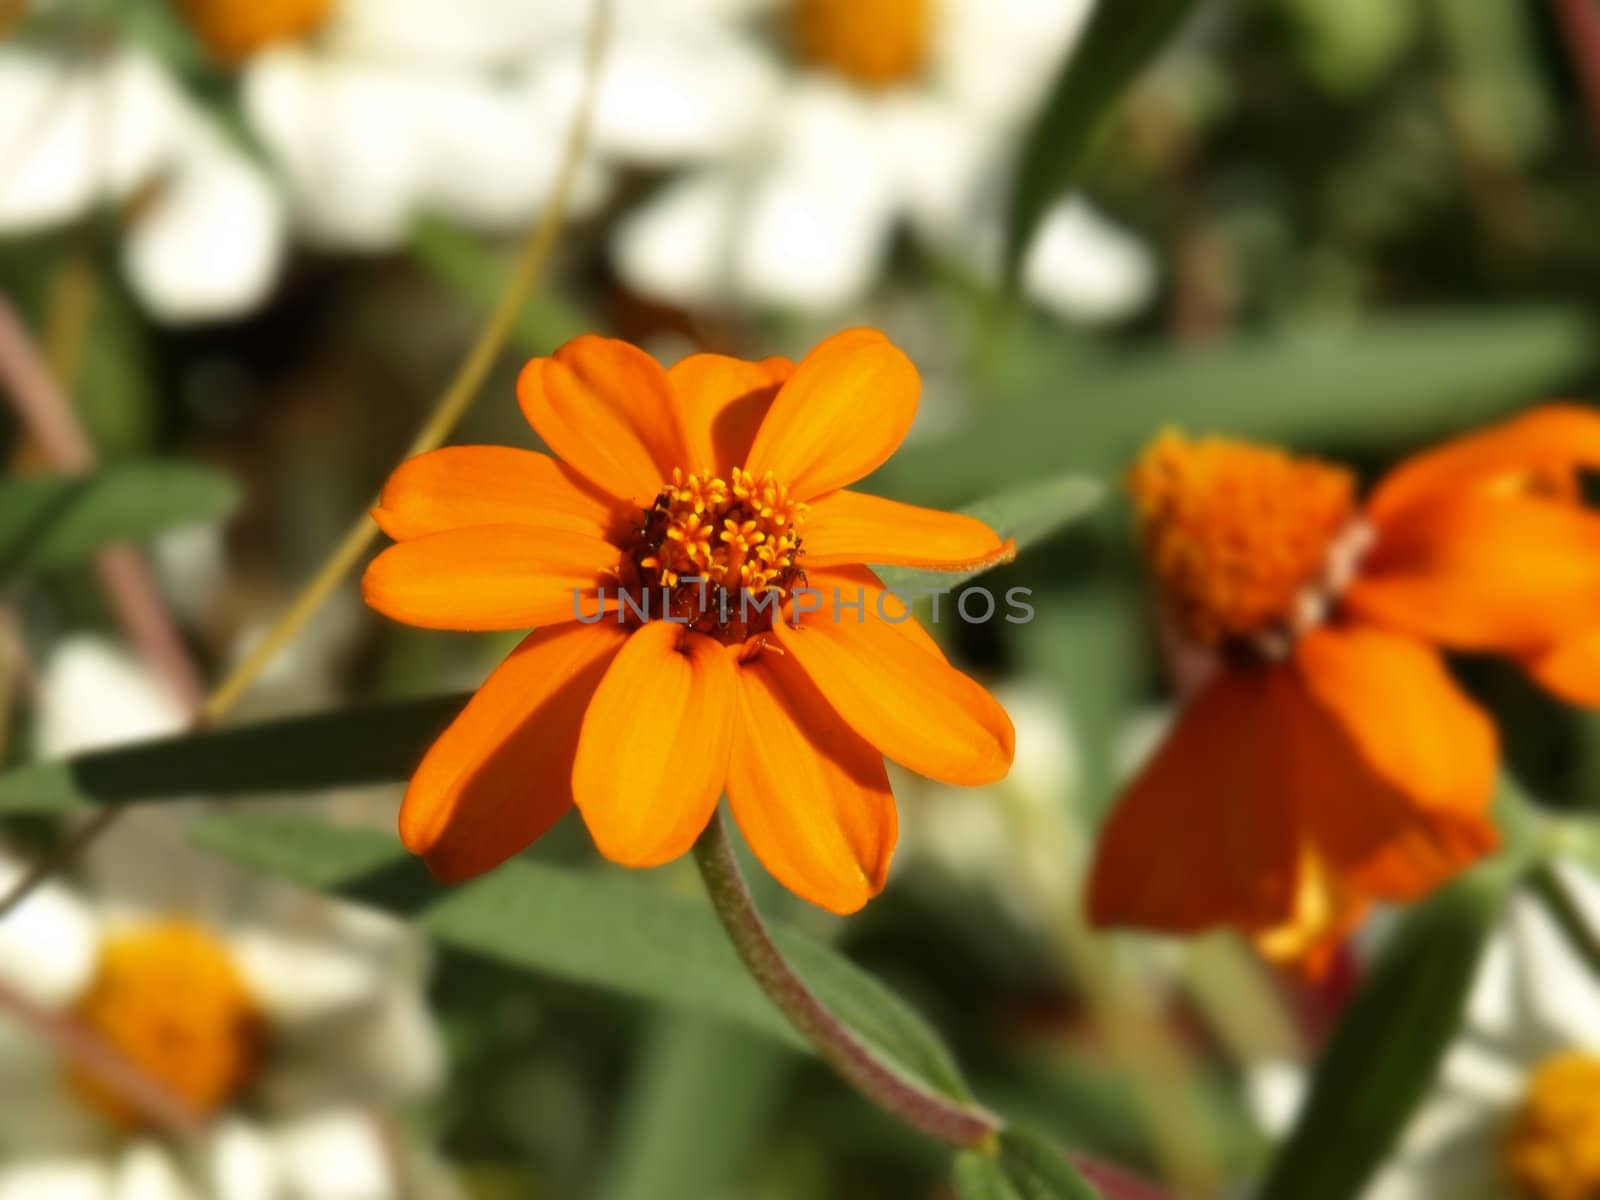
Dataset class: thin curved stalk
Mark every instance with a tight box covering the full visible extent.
[691,811,1001,1150]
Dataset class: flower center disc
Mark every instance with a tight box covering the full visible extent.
[175,0,334,64]
[1502,1052,1600,1200]
[1128,432,1361,653]
[794,0,931,88]
[68,921,264,1126]
[625,467,807,644]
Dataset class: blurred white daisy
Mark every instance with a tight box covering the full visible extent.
[3,635,449,1199]
[0,36,286,323]
[0,854,447,1200]
[607,0,1157,321]
[1251,861,1600,1200]
[232,0,621,250]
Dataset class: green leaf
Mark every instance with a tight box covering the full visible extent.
[875,473,1103,594]
[1003,0,1202,284]
[1257,863,1520,1200]
[997,1130,1104,1199]
[954,1153,1025,1200]
[0,461,240,578]
[600,1014,793,1200]
[885,308,1596,504]
[187,811,974,1102]
[0,695,467,814]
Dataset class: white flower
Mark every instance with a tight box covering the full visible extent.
[237,0,617,250]
[7,638,450,1198]
[0,40,287,322]
[1251,861,1600,1200]
[607,0,1157,321]
[0,849,447,1200]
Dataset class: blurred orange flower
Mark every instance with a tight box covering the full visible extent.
[364,329,1014,913]
[1089,407,1600,968]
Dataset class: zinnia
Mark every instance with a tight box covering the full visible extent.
[1088,407,1600,966]
[364,329,1016,913]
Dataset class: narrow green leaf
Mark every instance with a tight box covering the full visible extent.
[1003,0,1202,283]
[1257,863,1520,1200]
[875,473,1102,594]
[187,811,974,1103]
[954,1153,1024,1200]
[884,308,1595,504]
[0,695,467,814]
[998,1129,1103,1199]
[600,1014,792,1200]
[0,461,240,578]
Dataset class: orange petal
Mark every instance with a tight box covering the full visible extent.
[727,649,896,914]
[771,565,1013,785]
[517,336,688,506]
[400,622,629,882]
[1290,625,1498,897]
[668,353,795,477]
[362,525,618,631]
[1086,668,1300,934]
[373,446,623,542]
[1522,633,1600,707]
[1369,404,1600,525]
[1347,492,1600,652]
[803,489,1014,572]
[572,622,736,867]
[744,328,920,500]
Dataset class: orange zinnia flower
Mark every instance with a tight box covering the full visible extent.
[1088,406,1600,965]
[364,329,1016,913]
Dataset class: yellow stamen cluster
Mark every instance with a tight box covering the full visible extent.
[1502,1052,1600,1200]
[1128,432,1360,650]
[173,0,333,65]
[639,467,807,594]
[794,0,931,88]
[68,921,263,1127]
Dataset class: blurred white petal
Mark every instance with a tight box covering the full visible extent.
[1460,928,1517,1042]
[1001,685,1081,810]
[731,82,898,310]
[1245,1057,1306,1136]
[1508,889,1600,1050]
[37,637,186,757]
[1378,1092,1502,1200]
[0,48,186,231]
[0,1161,113,1200]
[111,1144,198,1200]
[535,34,779,163]
[409,77,611,231]
[736,166,896,310]
[935,0,1096,120]
[0,855,98,1009]
[242,50,426,249]
[272,1110,393,1200]
[123,129,287,323]
[232,930,385,1028]
[613,170,740,307]
[328,0,568,65]
[1435,1042,1523,1110]
[201,1118,283,1200]
[1023,198,1157,323]
[872,96,987,238]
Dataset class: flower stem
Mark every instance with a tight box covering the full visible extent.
[691,811,1001,1150]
